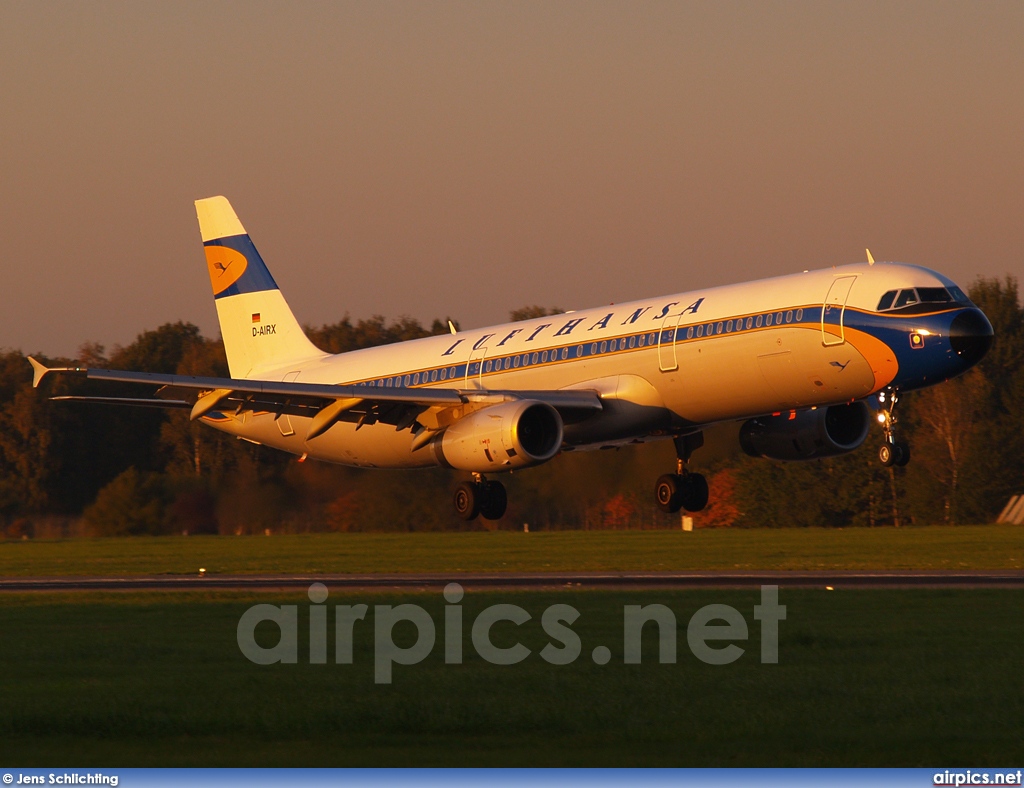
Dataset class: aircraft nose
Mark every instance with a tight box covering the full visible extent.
[949,308,993,368]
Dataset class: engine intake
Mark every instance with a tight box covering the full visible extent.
[435,400,563,472]
[739,401,871,461]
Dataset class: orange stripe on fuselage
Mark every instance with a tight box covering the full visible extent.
[837,325,899,390]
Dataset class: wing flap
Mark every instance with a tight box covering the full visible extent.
[50,396,192,410]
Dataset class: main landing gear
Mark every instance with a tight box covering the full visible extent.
[877,389,910,468]
[655,433,709,514]
[453,474,508,521]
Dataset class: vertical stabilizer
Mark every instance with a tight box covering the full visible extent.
[195,196,326,379]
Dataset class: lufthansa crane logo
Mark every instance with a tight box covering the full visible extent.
[204,246,248,295]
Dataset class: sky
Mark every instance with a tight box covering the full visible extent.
[1,0,1022,357]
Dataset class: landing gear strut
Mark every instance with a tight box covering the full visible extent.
[877,389,910,468]
[453,474,508,521]
[655,433,709,514]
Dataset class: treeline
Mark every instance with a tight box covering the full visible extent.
[0,280,1021,537]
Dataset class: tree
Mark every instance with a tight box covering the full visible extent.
[508,306,564,322]
[902,370,988,523]
[159,338,240,482]
[83,467,168,536]
[696,468,740,528]
[947,276,1024,521]
[305,315,449,354]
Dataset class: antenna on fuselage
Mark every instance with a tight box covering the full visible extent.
[866,249,875,265]
[447,320,458,335]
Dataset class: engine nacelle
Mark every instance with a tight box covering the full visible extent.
[739,402,871,461]
[434,400,564,472]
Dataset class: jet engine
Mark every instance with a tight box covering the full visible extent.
[739,402,871,461]
[434,400,564,472]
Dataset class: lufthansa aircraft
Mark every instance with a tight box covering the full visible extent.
[29,197,993,520]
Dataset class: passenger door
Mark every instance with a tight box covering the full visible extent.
[822,276,857,346]
[658,311,685,372]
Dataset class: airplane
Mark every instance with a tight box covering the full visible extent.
[29,196,994,521]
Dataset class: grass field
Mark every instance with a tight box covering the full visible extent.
[1,524,1021,576]
[0,588,1021,766]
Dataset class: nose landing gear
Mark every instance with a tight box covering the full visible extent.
[877,389,910,467]
[655,432,709,514]
[453,474,508,521]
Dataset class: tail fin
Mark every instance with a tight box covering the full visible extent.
[195,196,325,379]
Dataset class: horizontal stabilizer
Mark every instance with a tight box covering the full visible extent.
[51,396,192,409]
[27,357,86,388]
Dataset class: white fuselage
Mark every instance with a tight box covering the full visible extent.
[203,261,957,468]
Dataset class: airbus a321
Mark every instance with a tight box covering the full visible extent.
[30,197,993,520]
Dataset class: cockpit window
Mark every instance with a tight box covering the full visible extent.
[877,285,972,313]
[893,289,919,308]
[917,287,953,304]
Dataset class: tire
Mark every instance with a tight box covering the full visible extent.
[878,444,895,467]
[894,441,911,467]
[681,473,709,513]
[479,481,508,521]
[453,481,479,520]
[655,474,683,514]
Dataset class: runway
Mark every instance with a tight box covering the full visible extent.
[1,570,1022,592]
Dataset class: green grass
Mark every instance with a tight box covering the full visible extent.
[0,525,1021,576]
[0,588,1021,765]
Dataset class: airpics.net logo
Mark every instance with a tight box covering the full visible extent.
[237,583,787,684]
[934,771,1023,786]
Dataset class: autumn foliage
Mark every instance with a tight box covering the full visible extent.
[1,282,1021,535]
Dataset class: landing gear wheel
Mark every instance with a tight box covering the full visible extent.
[680,473,709,513]
[479,481,507,521]
[876,388,912,467]
[656,431,707,516]
[655,474,682,513]
[880,441,909,468]
[453,481,479,521]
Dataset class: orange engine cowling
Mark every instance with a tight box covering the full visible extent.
[433,400,564,473]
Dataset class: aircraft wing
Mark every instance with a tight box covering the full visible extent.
[28,357,601,440]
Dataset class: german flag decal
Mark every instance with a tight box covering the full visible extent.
[252,313,261,323]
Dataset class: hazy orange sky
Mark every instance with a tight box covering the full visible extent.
[2,1,1022,356]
